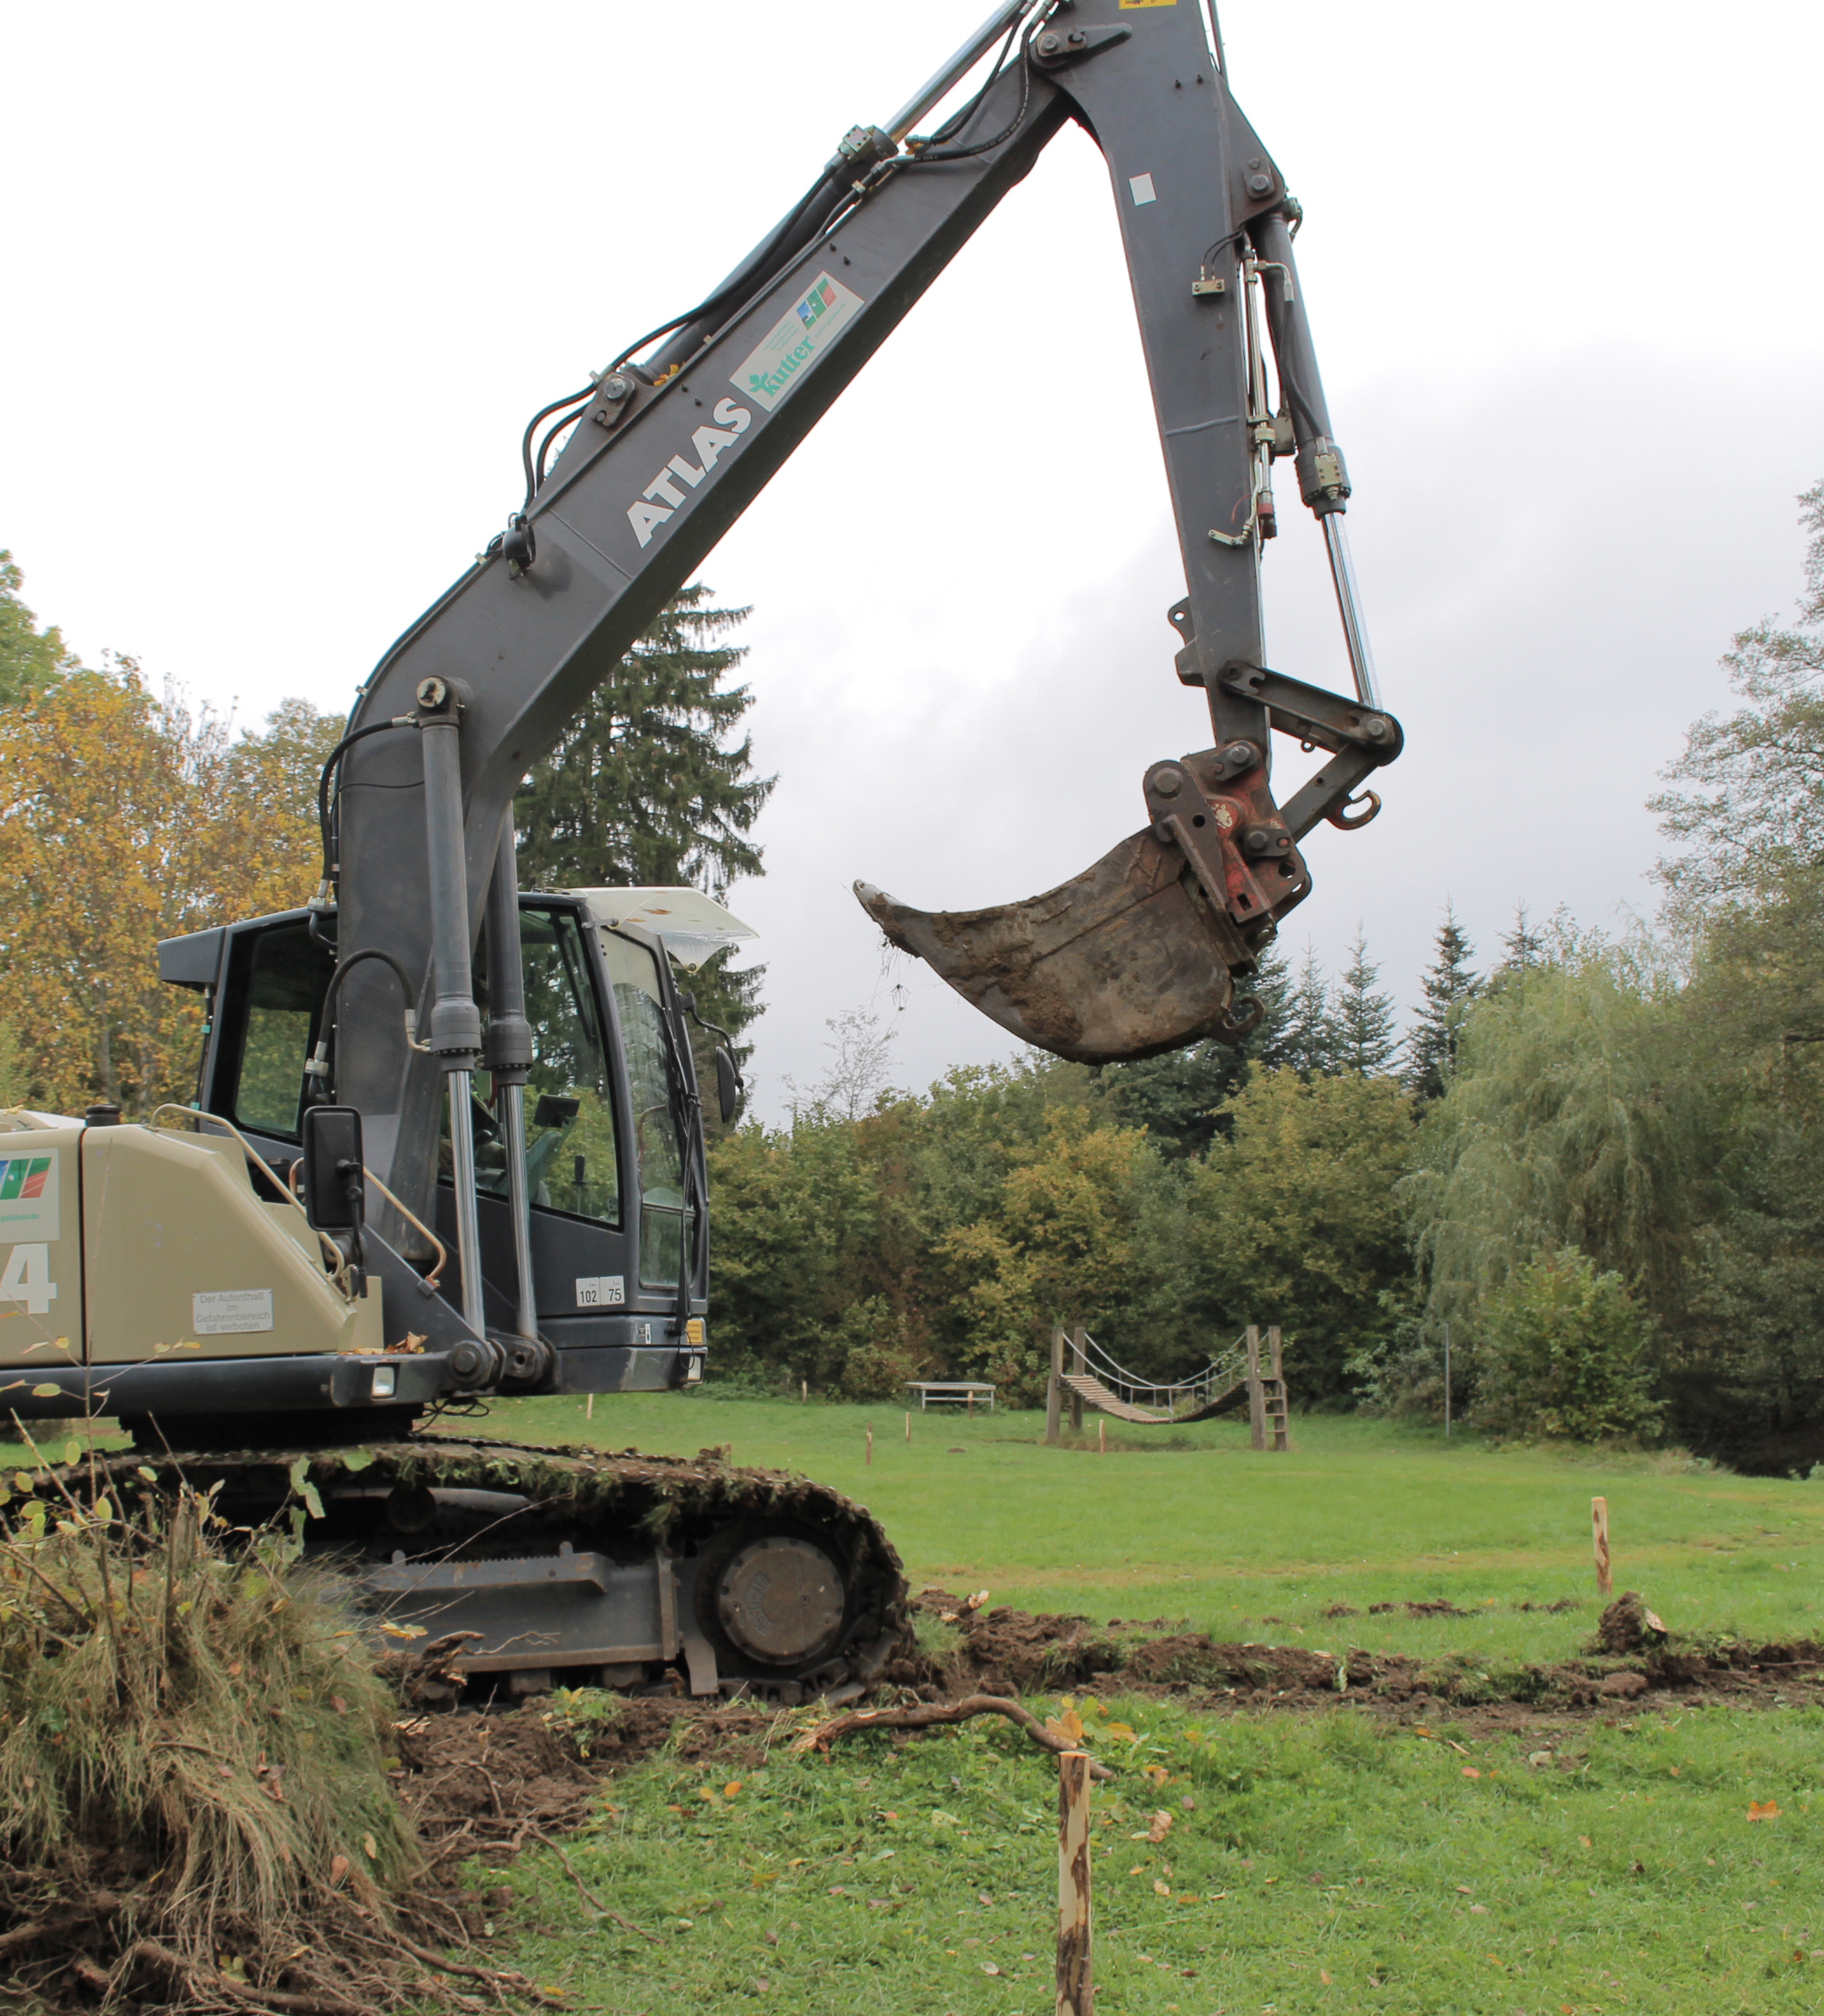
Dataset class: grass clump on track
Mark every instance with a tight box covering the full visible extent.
[0,1449,430,2012]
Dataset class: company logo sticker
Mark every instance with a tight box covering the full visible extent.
[730,270,865,414]
[0,1154,59,1242]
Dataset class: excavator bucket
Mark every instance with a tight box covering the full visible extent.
[855,827,1260,1066]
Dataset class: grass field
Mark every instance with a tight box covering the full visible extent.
[465,1396,1824,2013]
[14,1396,1824,2011]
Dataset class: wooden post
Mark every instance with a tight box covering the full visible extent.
[866,1426,873,1466]
[1070,1325,1087,1434]
[1046,1326,1065,1446]
[1056,1749,1094,2016]
[968,1390,975,1417]
[585,1392,594,1421]
[1592,1496,1612,1597]
[1098,1418,1106,1455]
[1247,1324,1267,1451]
[905,1410,912,1446]
[801,1380,807,1404]
[1268,1326,1289,1452]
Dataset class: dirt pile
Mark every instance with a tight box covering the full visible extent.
[891,1589,1824,1716]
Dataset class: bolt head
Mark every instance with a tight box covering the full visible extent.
[416,676,449,710]
[598,372,632,402]
[1221,740,1260,774]
[1247,171,1273,196]
[1037,31,1061,53]
[1152,766,1185,800]
[1361,715,1390,741]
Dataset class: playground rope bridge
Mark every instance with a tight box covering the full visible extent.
[1045,1323,1289,1451]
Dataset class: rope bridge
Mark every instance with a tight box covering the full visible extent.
[1047,1324,1289,1447]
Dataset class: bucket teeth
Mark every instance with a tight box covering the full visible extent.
[855,827,1257,1065]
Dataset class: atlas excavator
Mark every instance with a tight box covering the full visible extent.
[0,0,1401,1701]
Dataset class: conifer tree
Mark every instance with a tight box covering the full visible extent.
[1405,902,1480,1100]
[1332,926,1400,1075]
[1499,902,1548,972]
[1280,943,1339,1079]
[514,584,772,1041]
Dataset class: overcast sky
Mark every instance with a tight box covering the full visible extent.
[5,1,1823,1119]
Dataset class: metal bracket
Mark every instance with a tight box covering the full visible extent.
[1031,22,1130,68]
[1143,750,1306,952]
[1217,664,1402,763]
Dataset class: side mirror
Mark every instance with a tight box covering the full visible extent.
[714,1048,741,1126]
[534,1092,581,1130]
[301,1104,365,1233]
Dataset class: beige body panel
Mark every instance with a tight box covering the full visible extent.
[0,1115,82,1372]
[80,1124,381,1364]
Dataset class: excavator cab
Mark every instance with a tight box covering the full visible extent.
[155,892,719,1406]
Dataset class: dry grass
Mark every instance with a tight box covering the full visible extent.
[0,1436,545,2014]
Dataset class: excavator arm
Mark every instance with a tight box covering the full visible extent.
[325,0,1401,1272]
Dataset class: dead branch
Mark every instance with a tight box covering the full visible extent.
[129,1939,363,2016]
[792,1692,1116,1779]
[394,1934,569,2008]
[528,1829,662,1945]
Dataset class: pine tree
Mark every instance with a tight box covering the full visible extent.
[1406,902,1480,1100]
[1499,902,1547,971]
[1280,943,1339,1079]
[1332,926,1400,1075]
[514,584,772,1041]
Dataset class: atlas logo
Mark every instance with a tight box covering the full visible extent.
[0,1158,51,1201]
[627,397,753,549]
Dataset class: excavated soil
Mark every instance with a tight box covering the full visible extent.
[877,1588,1824,1732]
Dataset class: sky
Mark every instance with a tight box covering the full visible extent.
[5,0,1824,1120]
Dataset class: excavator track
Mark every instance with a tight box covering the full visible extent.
[64,1432,911,1704]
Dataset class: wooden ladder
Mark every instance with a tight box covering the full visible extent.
[1247,1325,1290,1452]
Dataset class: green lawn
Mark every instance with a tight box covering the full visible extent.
[17,1394,1824,2012]
[493,1689,1824,2016]
[480,1392,1824,1663]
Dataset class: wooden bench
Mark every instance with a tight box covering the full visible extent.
[905,1381,997,1414]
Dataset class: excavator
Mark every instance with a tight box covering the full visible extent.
[0,0,1400,1701]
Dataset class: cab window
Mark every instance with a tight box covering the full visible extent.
[480,906,622,1226]
[597,930,691,1285]
[227,921,332,1142]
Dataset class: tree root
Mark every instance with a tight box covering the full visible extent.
[528,1829,662,1945]
[395,1933,569,2008]
[792,1692,1116,1779]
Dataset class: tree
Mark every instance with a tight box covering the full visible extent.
[1652,480,1824,928]
[1331,927,1400,1075]
[784,1002,902,1124]
[0,663,339,1114]
[1279,943,1338,1079]
[1187,1067,1416,1401]
[1402,937,1709,1358]
[1405,903,1479,1100]
[1474,1249,1660,1444]
[514,584,772,1045]
[0,551,78,705]
[1501,903,1546,968]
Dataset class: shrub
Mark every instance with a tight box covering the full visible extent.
[1474,1248,1661,1442]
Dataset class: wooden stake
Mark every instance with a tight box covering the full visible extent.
[1098,1418,1106,1455]
[866,1426,873,1466]
[1056,1749,1094,2016]
[585,1393,594,1421]
[801,1379,807,1403]
[1592,1495,1612,1597]
[905,1410,912,1446]
[1046,1325,1065,1446]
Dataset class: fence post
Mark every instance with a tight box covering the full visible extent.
[1247,1324,1267,1451]
[1592,1495,1613,1598]
[1056,1749,1094,2016]
[1070,1326,1087,1434]
[1046,1326,1064,1446]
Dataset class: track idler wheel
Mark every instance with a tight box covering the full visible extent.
[697,1527,851,1673]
